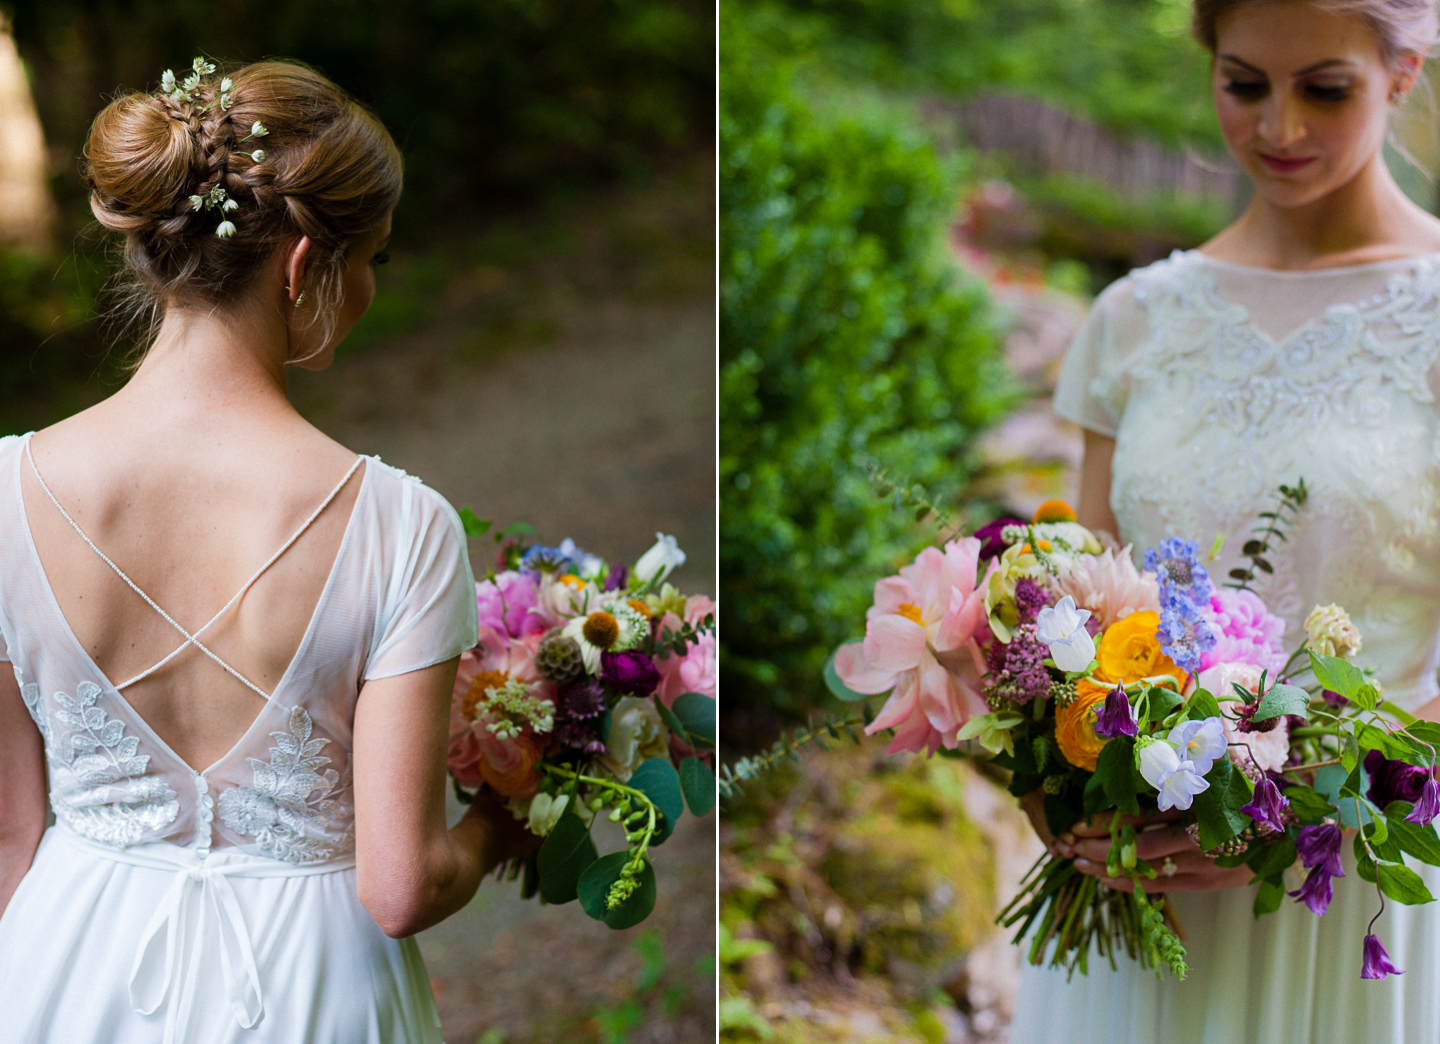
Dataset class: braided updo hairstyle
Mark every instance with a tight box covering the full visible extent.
[84,60,401,352]
[1192,0,1439,66]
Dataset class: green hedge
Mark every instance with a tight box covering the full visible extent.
[719,15,1014,731]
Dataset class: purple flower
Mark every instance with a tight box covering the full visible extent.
[600,651,660,697]
[976,518,1025,562]
[1296,823,1345,877]
[995,622,1051,705]
[1361,934,1403,979]
[603,565,629,592]
[1365,750,1433,810]
[1290,865,1337,916]
[1013,579,1050,624]
[1157,602,1216,674]
[1407,779,1440,827]
[1144,537,1213,606]
[1322,688,1348,709]
[1094,684,1138,739]
[1240,777,1289,833]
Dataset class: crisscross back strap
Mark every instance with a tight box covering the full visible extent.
[25,435,364,703]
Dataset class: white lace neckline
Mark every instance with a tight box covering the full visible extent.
[1185,248,1440,278]
[13,436,373,777]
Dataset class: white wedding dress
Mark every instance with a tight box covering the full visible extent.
[0,432,478,1043]
[1013,250,1440,1044]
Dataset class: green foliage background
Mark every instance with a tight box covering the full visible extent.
[719,12,1015,735]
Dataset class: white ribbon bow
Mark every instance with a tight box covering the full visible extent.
[129,863,264,1044]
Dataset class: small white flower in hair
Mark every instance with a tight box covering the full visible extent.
[250,150,265,163]
[215,221,237,239]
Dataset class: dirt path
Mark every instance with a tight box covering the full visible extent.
[289,177,716,1043]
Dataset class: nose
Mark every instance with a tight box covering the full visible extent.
[1257,90,1306,149]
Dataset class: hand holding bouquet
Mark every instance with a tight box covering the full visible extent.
[448,518,716,928]
[817,485,1440,980]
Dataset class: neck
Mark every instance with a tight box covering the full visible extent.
[118,296,296,424]
[1229,152,1423,269]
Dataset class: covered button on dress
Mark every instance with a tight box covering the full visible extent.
[0,432,479,1044]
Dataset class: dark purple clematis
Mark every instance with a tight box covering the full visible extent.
[1094,684,1138,739]
[1365,749,1433,809]
[975,517,1024,562]
[1296,823,1345,876]
[600,650,660,697]
[1407,779,1440,827]
[1321,688,1348,709]
[1290,865,1337,916]
[603,565,629,592]
[1361,934,1403,979]
[1240,777,1289,833]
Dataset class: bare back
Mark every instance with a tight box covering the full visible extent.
[22,394,363,770]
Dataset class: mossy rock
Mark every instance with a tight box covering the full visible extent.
[820,756,994,975]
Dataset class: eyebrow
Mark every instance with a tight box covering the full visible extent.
[1218,54,1359,76]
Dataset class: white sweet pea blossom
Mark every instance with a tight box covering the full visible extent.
[1034,595,1096,673]
[635,533,686,584]
[1168,717,1227,776]
[523,792,570,836]
[1136,739,1210,811]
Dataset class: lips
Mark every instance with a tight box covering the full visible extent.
[1257,153,1318,174]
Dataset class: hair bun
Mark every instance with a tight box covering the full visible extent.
[85,93,202,235]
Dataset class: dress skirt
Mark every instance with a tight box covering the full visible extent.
[0,827,443,1044]
[1011,847,1440,1044]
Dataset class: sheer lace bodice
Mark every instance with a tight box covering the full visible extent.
[1055,249,1440,711]
[0,431,479,861]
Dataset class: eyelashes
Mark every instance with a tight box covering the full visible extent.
[1222,80,1352,103]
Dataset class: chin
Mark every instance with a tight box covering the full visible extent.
[1248,170,1339,210]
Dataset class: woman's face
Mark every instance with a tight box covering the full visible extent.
[289,212,392,371]
[1212,1,1415,208]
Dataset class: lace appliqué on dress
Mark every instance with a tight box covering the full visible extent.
[1128,253,1440,441]
[218,707,347,864]
[25,680,180,847]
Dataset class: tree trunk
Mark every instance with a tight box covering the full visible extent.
[0,12,55,253]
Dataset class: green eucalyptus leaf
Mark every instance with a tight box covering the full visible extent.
[578,852,657,929]
[824,649,874,703]
[672,692,718,749]
[536,805,598,905]
[629,757,685,844]
[680,756,717,816]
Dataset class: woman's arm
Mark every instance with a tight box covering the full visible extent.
[352,657,536,938]
[1076,430,1119,539]
[0,670,48,918]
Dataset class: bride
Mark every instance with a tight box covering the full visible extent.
[1012,1,1440,1041]
[0,60,533,1042]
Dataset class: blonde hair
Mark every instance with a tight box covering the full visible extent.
[1192,0,1439,66]
[83,59,402,354]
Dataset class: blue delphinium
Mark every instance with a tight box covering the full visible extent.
[1145,538,1216,673]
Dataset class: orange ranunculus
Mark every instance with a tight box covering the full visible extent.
[1054,679,1111,772]
[1094,610,1185,689]
[479,732,545,799]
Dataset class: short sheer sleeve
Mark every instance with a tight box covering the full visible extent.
[1053,275,1148,437]
[364,480,478,681]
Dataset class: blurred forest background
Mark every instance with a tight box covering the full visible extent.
[0,2,715,1043]
[718,1,1440,1041]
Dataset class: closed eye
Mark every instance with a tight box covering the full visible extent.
[1224,80,1267,100]
[1304,84,1350,102]
[370,251,390,267]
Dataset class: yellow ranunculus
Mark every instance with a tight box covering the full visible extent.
[1055,679,1111,772]
[1094,610,1186,688]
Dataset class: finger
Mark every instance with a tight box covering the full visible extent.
[1133,831,1200,861]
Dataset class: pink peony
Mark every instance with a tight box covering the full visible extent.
[447,626,554,792]
[1056,546,1159,628]
[654,618,717,708]
[1199,661,1290,774]
[835,538,993,756]
[476,572,555,639]
[1198,589,1286,674]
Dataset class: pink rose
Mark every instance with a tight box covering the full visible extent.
[476,572,555,639]
[654,619,717,708]
[1199,589,1287,674]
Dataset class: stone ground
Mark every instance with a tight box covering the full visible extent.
[289,160,716,1044]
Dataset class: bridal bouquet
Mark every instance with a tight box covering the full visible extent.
[825,488,1440,980]
[447,517,717,928]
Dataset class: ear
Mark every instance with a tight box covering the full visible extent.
[1394,53,1425,96]
[285,235,313,302]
